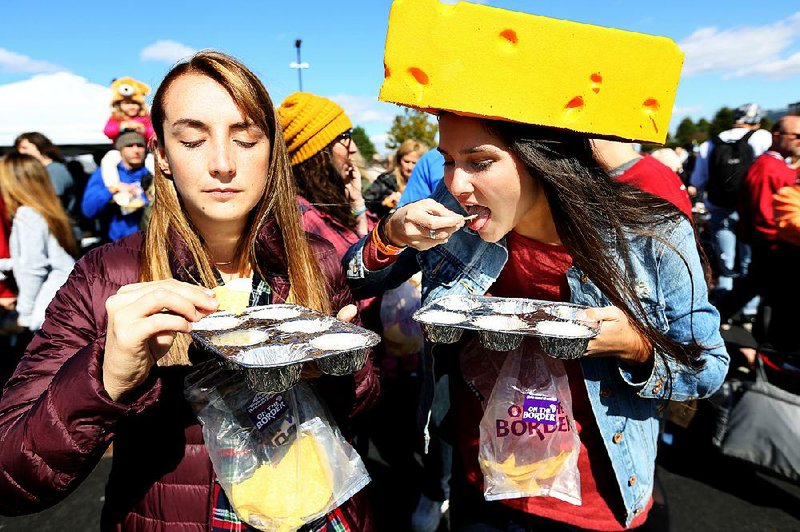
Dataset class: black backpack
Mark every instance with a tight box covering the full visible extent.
[706,130,757,209]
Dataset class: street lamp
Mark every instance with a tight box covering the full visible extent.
[289,39,309,92]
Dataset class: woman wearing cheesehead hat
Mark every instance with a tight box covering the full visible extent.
[0,51,376,530]
[345,0,728,529]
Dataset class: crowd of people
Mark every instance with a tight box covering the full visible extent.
[0,3,798,532]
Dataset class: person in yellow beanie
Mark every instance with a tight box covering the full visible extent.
[280,93,434,530]
[278,92,374,256]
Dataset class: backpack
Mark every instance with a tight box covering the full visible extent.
[706,130,757,209]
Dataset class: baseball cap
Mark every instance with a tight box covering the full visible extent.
[733,103,764,125]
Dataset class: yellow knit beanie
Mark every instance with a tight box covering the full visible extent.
[278,92,353,165]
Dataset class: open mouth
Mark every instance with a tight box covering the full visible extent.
[465,205,491,231]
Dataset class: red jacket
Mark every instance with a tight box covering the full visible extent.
[0,220,378,530]
[615,155,693,219]
[738,152,798,245]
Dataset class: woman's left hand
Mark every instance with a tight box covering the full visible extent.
[343,165,363,204]
[300,304,358,379]
[578,306,653,365]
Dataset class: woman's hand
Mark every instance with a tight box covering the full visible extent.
[0,297,15,311]
[301,304,358,379]
[121,120,145,134]
[103,280,219,401]
[385,199,466,251]
[578,306,653,365]
[382,191,402,209]
[343,165,364,206]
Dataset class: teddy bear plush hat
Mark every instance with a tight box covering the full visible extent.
[110,77,151,106]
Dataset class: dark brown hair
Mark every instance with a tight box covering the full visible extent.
[291,146,357,230]
[13,132,64,163]
[485,118,706,370]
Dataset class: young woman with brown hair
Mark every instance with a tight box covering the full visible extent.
[0,51,377,530]
[0,153,77,331]
[345,112,729,530]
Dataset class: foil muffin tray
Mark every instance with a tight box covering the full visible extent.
[191,304,380,393]
[412,295,600,359]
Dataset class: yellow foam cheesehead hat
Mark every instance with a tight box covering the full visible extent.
[379,0,684,144]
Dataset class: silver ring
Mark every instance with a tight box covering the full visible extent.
[429,229,437,240]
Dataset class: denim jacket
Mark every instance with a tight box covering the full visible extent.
[343,182,728,526]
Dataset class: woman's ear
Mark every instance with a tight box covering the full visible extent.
[155,141,172,178]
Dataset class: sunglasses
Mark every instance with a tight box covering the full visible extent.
[335,129,353,144]
[779,132,800,140]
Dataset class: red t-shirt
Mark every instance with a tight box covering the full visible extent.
[453,231,650,530]
[616,155,693,219]
[738,152,799,245]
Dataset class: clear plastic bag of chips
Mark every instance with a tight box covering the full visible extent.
[470,339,581,504]
[185,362,370,531]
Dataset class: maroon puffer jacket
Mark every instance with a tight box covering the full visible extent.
[0,219,379,531]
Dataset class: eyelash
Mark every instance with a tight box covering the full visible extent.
[180,140,258,149]
[443,160,493,170]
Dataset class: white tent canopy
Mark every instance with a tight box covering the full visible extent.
[0,72,112,147]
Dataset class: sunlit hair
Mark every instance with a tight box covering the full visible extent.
[13,132,65,163]
[144,50,330,365]
[0,153,78,258]
[481,117,707,371]
[392,138,428,190]
[291,145,357,230]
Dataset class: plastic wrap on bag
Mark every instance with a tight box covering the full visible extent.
[185,362,370,531]
[379,273,424,358]
[465,338,581,504]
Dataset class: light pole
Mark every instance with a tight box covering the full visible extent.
[289,39,309,92]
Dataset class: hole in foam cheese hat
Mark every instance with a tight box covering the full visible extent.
[378,0,684,144]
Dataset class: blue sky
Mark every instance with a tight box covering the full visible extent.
[1,0,798,149]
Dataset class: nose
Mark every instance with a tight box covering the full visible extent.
[446,166,474,198]
[209,139,235,179]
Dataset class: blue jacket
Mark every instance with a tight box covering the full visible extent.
[397,149,444,207]
[344,181,729,526]
[81,163,151,242]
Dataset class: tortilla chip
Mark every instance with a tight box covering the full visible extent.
[230,433,333,529]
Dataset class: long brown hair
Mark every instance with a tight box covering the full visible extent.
[143,50,330,366]
[0,153,78,258]
[292,147,358,230]
[485,118,706,371]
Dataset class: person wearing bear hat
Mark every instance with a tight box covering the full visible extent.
[100,77,156,191]
[82,131,151,242]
